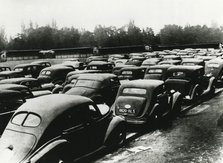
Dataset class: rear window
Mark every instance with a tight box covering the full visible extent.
[11,112,41,127]
[121,71,132,75]
[122,88,147,95]
[148,69,162,74]
[207,63,219,68]
[14,68,23,71]
[171,72,186,78]
[75,79,101,88]
[41,70,51,75]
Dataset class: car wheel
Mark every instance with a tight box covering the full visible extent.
[106,124,126,149]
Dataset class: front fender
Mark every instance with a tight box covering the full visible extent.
[171,91,182,110]
[104,116,125,143]
[26,139,71,163]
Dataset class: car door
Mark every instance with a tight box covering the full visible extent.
[85,104,112,151]
[60,107,90,158]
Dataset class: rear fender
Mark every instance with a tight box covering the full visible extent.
[104,116,125,143]
[190,84,200,100]
[26,139,71,163]
[148,103,159,116]
[202,76,215,95]
[171,91,182,110]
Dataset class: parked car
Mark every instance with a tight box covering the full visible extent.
[61,60,85,70]
[65,73,120,106]
[0,90,26,135]
[13,63,45,78]
[86,61,114,73]
[0,65,11,72]
[158,60,181,65]
[38,65,74,84]
[31,61,51,68]
[144,65,173,81]
[181,58,205,66]
[141,58,162,67]
[118,67,146,82]
[86,56,108,64]
[125,59,143,66]
[112,65,135,76]
[0,94,126,163]
[114,59,129,66]
[0,71,24,80]
[205,58,223,87]
[165,65,215,102]
[112,79,182,125]
[0,77,54,91]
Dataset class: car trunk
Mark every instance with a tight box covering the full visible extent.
[0,129,36,163]
[115,96,146,117]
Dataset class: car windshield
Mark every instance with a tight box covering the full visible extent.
[11,112,41,127]
[121,71,133,75]
[75,79,101,88]
[122,88,147,95]
[171,71,186,78]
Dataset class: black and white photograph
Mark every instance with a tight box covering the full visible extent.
[0,0,223,162]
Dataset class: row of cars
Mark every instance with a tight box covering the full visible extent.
[0,49,223,162]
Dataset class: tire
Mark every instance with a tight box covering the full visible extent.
[106,124,126,150]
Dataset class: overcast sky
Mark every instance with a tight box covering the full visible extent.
[1,0,223,38]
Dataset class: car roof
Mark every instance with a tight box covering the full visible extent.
[0,77,37,84]
[88,61,111,65]
[120,66,145,71]
[120,79,164,89]
[181,58,204,63]
[168,65,203,72]
[206,58,223,64]
[147,65,173,69]
[31,61,50,64]
[75,73,117,81]
[41,65,73,71]
[17,94,92,120]
[14,63,41,68]
[0,84,28,90]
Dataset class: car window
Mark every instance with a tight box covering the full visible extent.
[11,112,41,127]
[23,114,41,127]
[75,79,100,88]
[148,69,163,74]
[122,71,132,75]
[88,105,102,119]
[122,88,147,95]
[14,68,23,71]
[11,112,27,125]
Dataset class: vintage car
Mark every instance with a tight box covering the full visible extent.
[158,60,182,65]
[61,60,85,70]
[144,65,173,81]
[125,59,143,66]
[38,65,74,84]
[165,65,215,102]
[86,61,114,73]
[118,67,146,82]
[162,55,182,61]
[112,79,182,125]
[13,63,45,78]
[86,56,108,64]
[108,54,128,63]
[0,90,26,134]
[0,84,52,99]
[0,94,126,163]
[65,73,120,106]
[0,71,24,80]
[0,77,54,91]
[31,61,51,68]
[112,65,135,76]
[181,58,205,66]
[205,58,223,87]
[141,58,162,67]
[114,59,129,66]
[0,65,11,72]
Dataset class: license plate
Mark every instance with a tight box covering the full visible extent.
[118,109,135,114]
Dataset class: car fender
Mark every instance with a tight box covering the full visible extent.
[190,84,200,100]
[148,103,159,117]
[104,116,125,143]
[26,139,71,163]
[171,91,182,110]
[52,85,63,94]
[202,76,216,95]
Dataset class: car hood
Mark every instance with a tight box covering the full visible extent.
[65,87,95,97]
[0,129,37,163]
[115,96,147,117]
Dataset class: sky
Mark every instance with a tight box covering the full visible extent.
[0,0,223,38]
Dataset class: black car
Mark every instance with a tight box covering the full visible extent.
[0,94,126,162]
[13,63,45,78]
[65,73,120,106]
[0,71,24,80]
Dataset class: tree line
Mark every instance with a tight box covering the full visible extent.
[0,21,223,50]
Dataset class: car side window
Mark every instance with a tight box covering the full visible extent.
[88,105,102,120]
